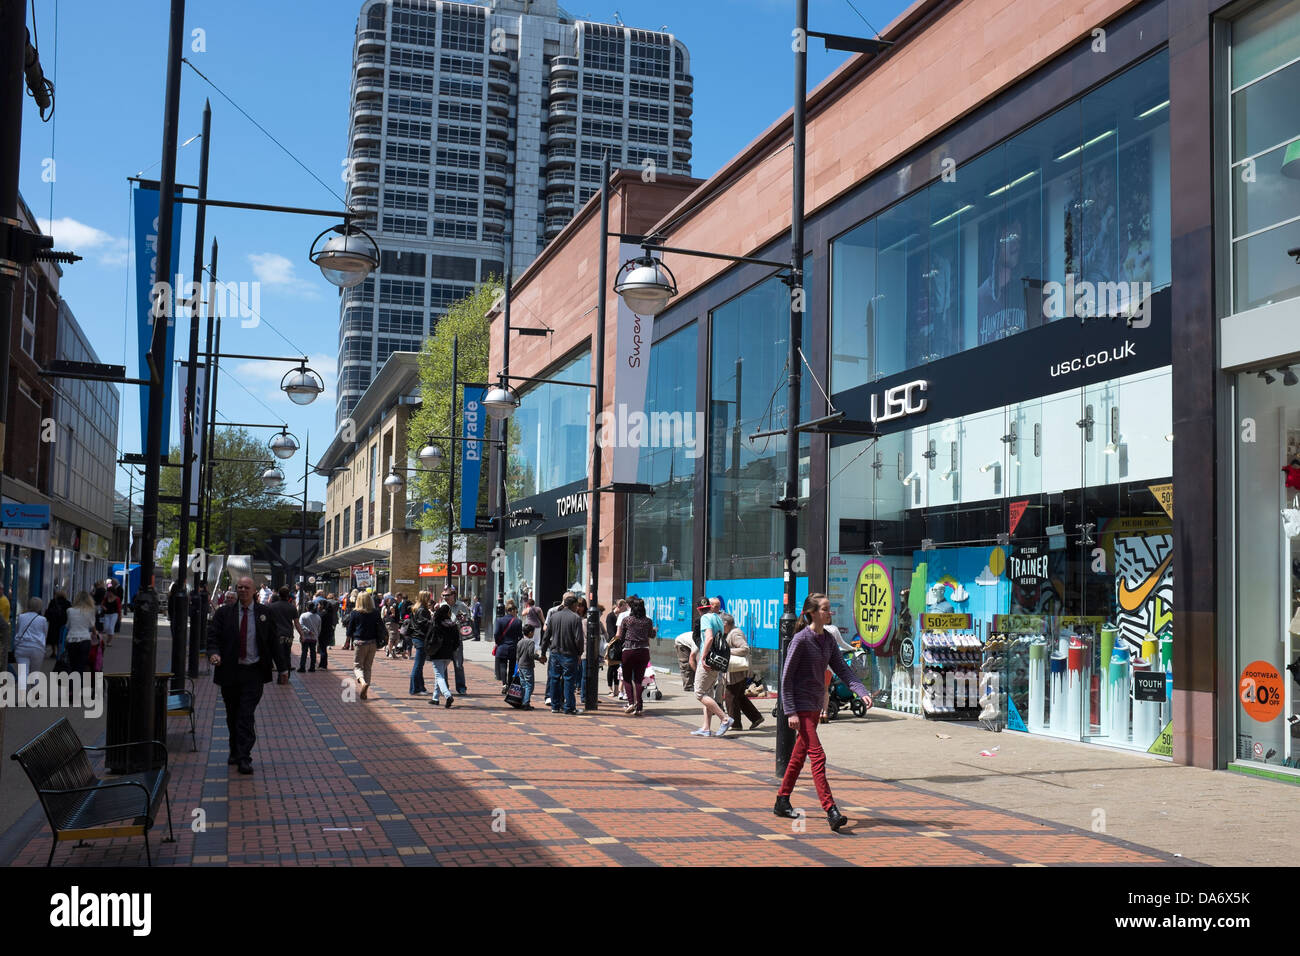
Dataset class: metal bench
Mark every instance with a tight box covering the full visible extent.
[167,678,197,751]
[10,718,175,866]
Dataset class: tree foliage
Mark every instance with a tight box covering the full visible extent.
[157,427,303,566]
[406,281,496,557]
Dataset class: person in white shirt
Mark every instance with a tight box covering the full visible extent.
[297,603,321,672]
[65,591,104,676]
[258,583,274,605]
[12,598,49,687]
[674,629,697,693]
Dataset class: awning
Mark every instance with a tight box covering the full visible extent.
[307,547,388,574]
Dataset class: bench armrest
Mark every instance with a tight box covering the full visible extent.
[85,740,168,770]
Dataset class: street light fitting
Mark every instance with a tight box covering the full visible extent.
[483,383,521,420]
[268,429,300,460]
[309,222,380,288]
[281,364,325,406]
[418,444,444,470]
[613,254,677,316]
[383,470,405,493]
[260,465,286,489]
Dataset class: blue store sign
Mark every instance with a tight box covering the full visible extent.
[1,504,51,530]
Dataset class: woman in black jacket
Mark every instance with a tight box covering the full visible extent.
[346,591,384,700]
[409,591,434,696]
[428,602,459,708]
[493,599,523,689]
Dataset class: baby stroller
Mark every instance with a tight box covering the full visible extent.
[616,663,664,701]
[826,648,872,720]
[642,666,664,701]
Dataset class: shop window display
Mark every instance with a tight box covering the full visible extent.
[827,369,1174,753]
[1234,370,1300,771]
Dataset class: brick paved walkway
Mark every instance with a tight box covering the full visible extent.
[2,652,1195,867]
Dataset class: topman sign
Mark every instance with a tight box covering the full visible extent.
[870,379,928,424]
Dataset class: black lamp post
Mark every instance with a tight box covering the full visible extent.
[605,3,889,771]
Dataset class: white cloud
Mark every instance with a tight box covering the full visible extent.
[37,216,128,266]
[247,252,321,299]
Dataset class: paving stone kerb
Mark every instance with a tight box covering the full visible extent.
[0,635,1219,867]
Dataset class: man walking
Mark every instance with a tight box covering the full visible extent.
[471,593,483,641]
[267,586,300,685]
[541,593,585,714]
[207,577,276,774]
[441,585,472,695]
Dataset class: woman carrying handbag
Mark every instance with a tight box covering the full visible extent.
[493,600,523,690]
[721,613,764,731]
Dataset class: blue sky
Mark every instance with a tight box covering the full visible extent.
[17,0,909,502]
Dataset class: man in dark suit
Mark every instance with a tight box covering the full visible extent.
[207,576,275,774]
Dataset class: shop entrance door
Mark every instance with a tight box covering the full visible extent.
[538,535,568,611]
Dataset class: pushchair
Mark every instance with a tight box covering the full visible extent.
[825,648,872,719]
[615,663,664,701]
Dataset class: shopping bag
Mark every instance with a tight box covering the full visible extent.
[504,666,524,708]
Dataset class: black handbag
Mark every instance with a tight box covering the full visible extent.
[607,637,624,663]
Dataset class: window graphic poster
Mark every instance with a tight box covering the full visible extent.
[1007,543,1065,615]
[977,199,1037,344]
[912,546,1010,631]
[1112,532,1173,653]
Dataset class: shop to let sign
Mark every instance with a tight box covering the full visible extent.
[853,560,893,648]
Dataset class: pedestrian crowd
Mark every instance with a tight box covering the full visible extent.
[4,578,126,692]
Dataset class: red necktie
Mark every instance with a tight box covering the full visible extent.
[239,606,248,659]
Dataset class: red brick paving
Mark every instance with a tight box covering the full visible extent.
[1,653,1196,866]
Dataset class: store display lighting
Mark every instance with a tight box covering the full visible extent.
[1281,366,1298,386]
[979,460,1000,473]
[902,470,921,486]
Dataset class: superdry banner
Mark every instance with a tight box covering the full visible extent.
[133,183,184,456]
[610,241,653,484]
[460,386,485,531]
[178,361,208,519]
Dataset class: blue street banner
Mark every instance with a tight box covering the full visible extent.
[133,183,184,456]
[459,386,486,531]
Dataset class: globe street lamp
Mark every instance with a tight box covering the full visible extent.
[281,364,326,406]
[483,383,520,420]
[612,254,678,316]
[309,223,380,289]
[260,465,286,490]
[418,443,444,471]
[268,429,299,460]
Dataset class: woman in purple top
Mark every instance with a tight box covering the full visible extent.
[616,596,656,715]
[774,593,872,831]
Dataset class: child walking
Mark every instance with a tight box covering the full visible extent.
[515,623,539,710]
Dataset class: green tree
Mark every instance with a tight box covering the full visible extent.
[157,427,301,571]
[406,281,497,560]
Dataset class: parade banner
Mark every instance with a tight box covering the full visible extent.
[460,386,485,531]
[133,183,184,456]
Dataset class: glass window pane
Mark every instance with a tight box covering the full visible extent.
[707,270,810,581]
[875,191,928,376]
[830,219,875,391]
[628,321,696,581]
[1233,217,1300,312]
[1232,59,1300,162]
[1231,0,1300,89]
[1233,139,1300,236]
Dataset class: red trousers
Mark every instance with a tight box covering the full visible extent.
[778,710,835,811]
